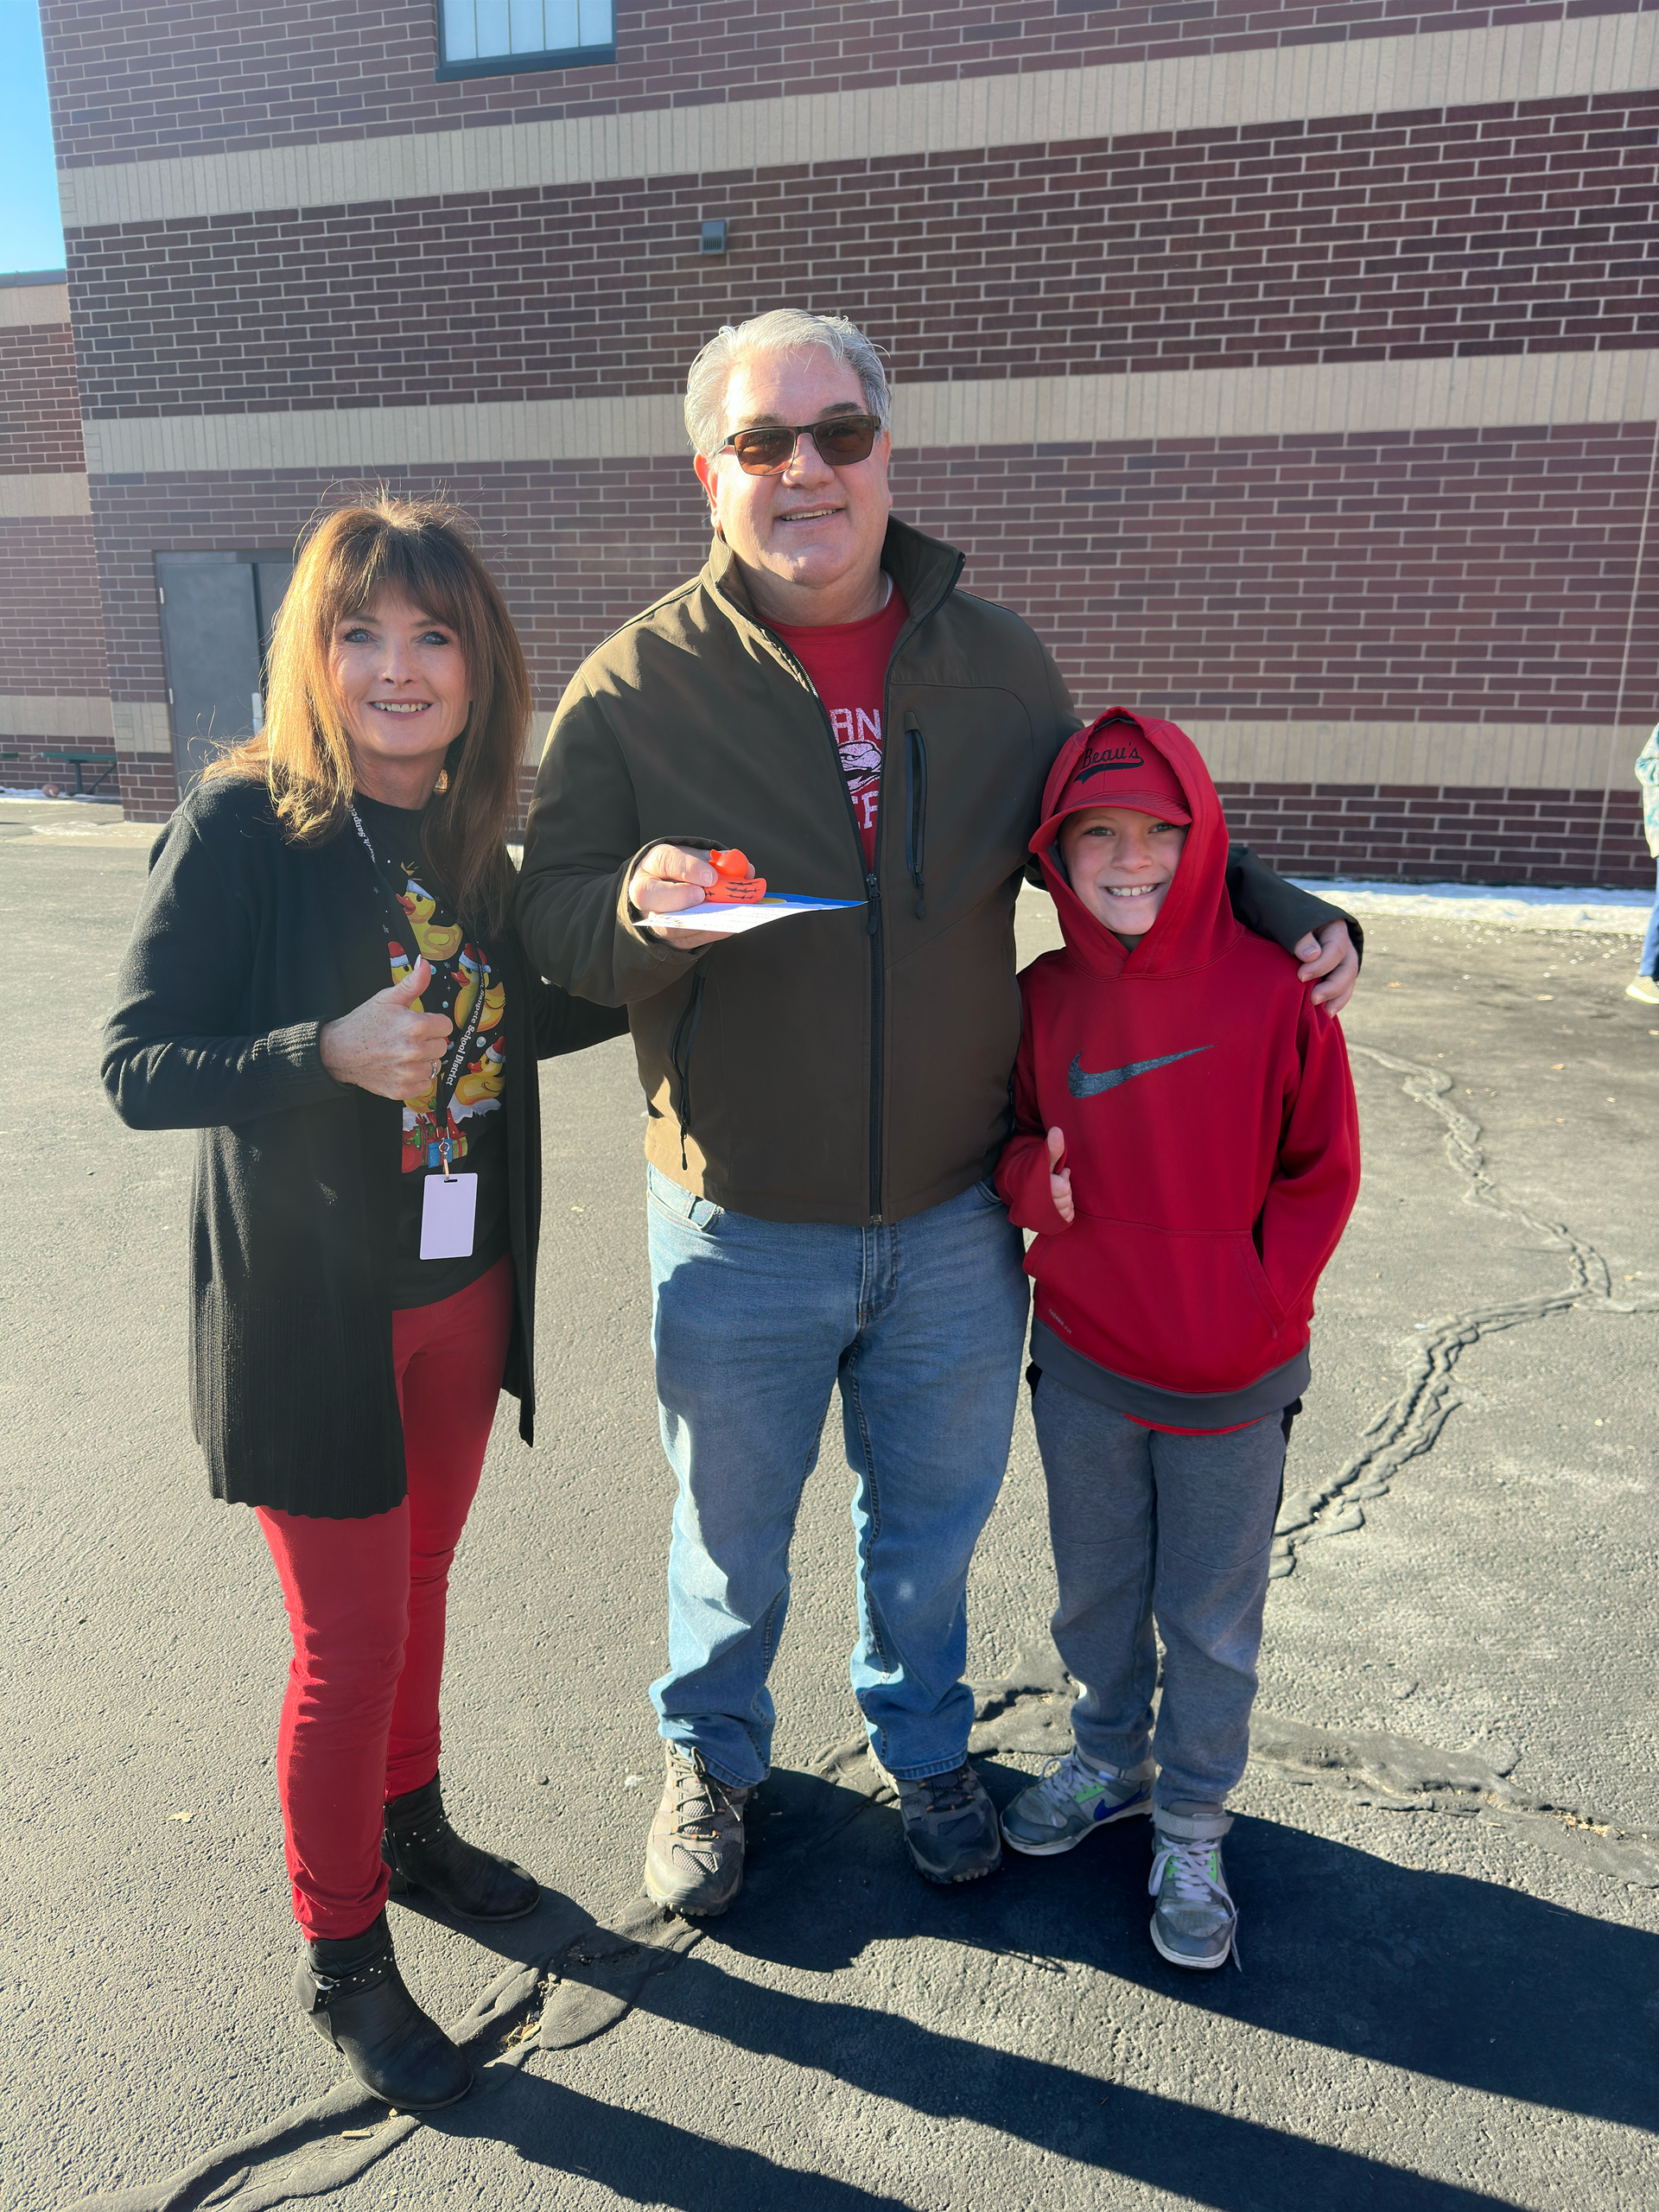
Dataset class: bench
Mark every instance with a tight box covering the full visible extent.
[40,749,118,796]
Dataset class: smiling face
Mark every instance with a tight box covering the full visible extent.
[693,346,893,626]
[1059,805,1188,938]
[329,588,472,806]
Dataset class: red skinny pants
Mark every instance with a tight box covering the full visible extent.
[257,1255,515,1941]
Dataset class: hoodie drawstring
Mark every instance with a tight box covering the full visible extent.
[905,716,928,919]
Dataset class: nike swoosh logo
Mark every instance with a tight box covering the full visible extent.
[1067,1046,1211,1098]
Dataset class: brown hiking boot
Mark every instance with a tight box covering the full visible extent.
[644,1745,756,1916]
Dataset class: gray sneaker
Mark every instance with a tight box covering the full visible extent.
[1148,1825,1240,1970]
[644,1745,756,1916]
[869,1751,1002,1885]
[1001,1750,1153,1856]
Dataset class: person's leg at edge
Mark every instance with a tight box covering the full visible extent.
[1642,859,1659,980]
[1142,1414,1288,1969]
[646,1166,856,1789]
[1000,1376,1159,1857]
[838,1179,1030,1881]
[385,1251,517,1799]
[257,1503,411,1943]
[644,1165,858,1913]
[378,1252,537,1921]
[262,1497,471,2107]
[257,1253,518,1943]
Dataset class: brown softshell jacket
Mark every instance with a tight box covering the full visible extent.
[516,518,1352,1228]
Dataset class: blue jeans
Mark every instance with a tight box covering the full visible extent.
[1642,859,1659,978]
[645,1165,1030,1788]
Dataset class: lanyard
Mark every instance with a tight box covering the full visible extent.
[349,806,489,1177]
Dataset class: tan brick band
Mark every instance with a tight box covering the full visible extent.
[111,702,174,757]
[56,15,1659,232]
[1190,722,1654,797]
[0,474,91,518]
[81,351,1659,477]
[0,283,71,328]
[60,715,1652,795]
[0,693,114,739]
[63,88,1659,425]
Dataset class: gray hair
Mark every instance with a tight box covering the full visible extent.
[683,310,892,461]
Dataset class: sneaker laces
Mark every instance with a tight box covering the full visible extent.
[906,1764,982,1815]
[1149,1834,1243,1970]
[1035,1749,1117,1804]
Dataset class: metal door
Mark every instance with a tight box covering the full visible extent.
[156,552,294,792]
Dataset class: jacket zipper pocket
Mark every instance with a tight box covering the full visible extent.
[904,715,927,919]
[669,971,707,1171]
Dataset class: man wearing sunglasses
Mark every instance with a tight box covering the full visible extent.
[518,309,1358,1916]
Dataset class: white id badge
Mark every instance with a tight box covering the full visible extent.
[419,1173,478,1261]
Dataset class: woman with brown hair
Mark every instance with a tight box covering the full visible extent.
[103,495,624,2111]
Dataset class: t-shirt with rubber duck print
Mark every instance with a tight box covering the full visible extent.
[355,794,511,1308]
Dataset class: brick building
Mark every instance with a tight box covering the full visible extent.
[18,0,1659,880]
[0,267,111,796]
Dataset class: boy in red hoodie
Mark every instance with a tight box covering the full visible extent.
[995,709,1360,1969]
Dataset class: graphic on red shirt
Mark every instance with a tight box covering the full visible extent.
[772,585,909,869]
[831,712,884,854]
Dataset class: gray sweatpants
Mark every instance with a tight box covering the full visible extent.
[1031,1370,1289,1841]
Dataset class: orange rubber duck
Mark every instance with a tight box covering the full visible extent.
[703,847,767,904]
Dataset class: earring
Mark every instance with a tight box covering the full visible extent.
[432,768,449,795]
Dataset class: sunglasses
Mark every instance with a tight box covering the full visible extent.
[720,415,882,475]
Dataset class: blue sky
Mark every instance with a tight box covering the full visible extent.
[0,2,64,273]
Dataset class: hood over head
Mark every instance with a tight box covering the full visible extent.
[1030,709,1237,979]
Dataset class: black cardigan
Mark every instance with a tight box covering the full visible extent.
[102,779,626,1518]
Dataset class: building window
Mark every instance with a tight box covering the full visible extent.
[436,1,615,79]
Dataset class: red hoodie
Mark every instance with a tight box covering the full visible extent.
[995,709,1361,1430]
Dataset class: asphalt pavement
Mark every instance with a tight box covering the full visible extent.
[3,798,1656,2211]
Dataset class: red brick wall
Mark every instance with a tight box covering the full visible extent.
[0,516,111,698]
[90,418,1658,863]
[89,423,1659,731]
[905,421,1659,725]
[43,0,1654,168]
[0,323,87,473]
[114,753,1650,879]
[111,752,170,813]
[0,314,110,776]
[88,460,702,714]
[1222,780,1651,885]
[67,91,1659,419]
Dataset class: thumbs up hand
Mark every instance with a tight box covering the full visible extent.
[320,956,458,1098]
[1046,1126,1075,1224]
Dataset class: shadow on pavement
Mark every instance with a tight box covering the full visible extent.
[453,2063,1510,2209]
[99,1764,1651,2210]
[518,1757,1652,2207]
[705,1763,1659,2131]
[442,2075,918,2209]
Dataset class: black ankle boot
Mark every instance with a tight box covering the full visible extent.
[295,1910,472,2110]
[382,1773,540,1922]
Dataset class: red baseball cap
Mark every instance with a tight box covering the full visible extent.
[1030,722,1192,854]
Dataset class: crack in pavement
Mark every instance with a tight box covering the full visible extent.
[66,1895,701,2212]
[966,1647,1659,1889]
[1268,1043,1659,1579]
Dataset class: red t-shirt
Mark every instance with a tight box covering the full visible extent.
[771,584,910,869]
